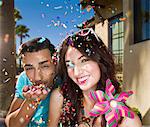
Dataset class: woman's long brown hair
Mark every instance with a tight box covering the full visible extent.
[57,31,121,126]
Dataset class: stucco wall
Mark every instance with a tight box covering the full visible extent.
[123,0,150,124]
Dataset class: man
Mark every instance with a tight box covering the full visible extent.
[5,37,56,127]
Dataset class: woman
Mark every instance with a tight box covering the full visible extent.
[48,28,142,127]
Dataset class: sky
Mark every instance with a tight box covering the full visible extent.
[14,0,94,51]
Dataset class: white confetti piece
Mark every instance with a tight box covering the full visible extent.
[54,6,63,10]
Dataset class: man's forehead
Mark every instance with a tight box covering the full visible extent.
[23,48,51,55]
[22,50,52,65]
[23,59,52,67]
[23,49,51,58]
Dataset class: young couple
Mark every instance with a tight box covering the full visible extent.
[5,28,142,127]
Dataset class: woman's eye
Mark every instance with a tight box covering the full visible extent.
[81,58,89,63]
[66,62,74,68]
[66,64,70,68]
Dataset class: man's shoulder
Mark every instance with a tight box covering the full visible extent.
[16,71,31,86]
[18,71,28,79]
[15,71,32,99]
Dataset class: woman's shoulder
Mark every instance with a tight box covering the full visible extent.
[120,110,142,127]
[49,87,64,112]
[51,87,64,101]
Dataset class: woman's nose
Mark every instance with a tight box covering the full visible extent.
[74,65,82,77]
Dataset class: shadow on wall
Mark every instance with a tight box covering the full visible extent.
[142,108,150,125]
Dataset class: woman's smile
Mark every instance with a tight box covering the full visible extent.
[77,75,90,85]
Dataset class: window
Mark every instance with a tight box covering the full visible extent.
[111,20,124,73]
[109,14,124,82]
[134,0,150,43]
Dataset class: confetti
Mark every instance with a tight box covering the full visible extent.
[86,5,92,12]
[112,10,115,14]
[41,13,45,18]
[2,68,5,72]
[46,4,49,7]
[70,5,73,10]
[75,4,78,7]
[119,17,127,21]
[40,1,44,5]
[25,115,29,119]
[39,118,43,124]
[47,24,52,27]
[19,117,25,123]
[66,6,69,9]
[37,37,46,43]
[62,23,67,29]
[27,106,30,110]
[64,11,67,16]
[56,16,60,19]
[11,52,15,55]
[64,1,67,4]
[3,58,6,62]
[76,8,79,12]
[3,77,11,83]
[130,50,133,53]
[73,25,76,28]
[54,6,63,10]
[0,0,3,7]
[78,15,81,18]
[14,0,94,49]
[4,71,8,76]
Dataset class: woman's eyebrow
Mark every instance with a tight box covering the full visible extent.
[65,60,70,63]
[78,55,84,60]
[65,55,85,63]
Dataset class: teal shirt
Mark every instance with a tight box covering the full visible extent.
[15,71,50,127]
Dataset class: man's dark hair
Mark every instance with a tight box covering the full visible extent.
[18,37,55,57]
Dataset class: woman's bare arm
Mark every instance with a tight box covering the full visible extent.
[120,111,142,127]
[48,88,64,127]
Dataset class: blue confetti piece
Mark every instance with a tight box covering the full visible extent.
[38,37,46,43]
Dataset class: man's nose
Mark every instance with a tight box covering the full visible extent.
[34,69,42,82]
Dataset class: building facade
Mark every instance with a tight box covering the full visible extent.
[80,0,150,124]
[123,0,150,124]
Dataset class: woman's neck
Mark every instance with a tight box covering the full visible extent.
[81,85,97,117]
[82,93,95,117]
[82,84,97,96]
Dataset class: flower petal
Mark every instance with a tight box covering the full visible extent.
[106,79,115,95]
[105,110,118,127]
[89,101,109,117]
[117,104,134,118]
[117,91,133,102]
[89,90,105,102]
[105,79,115,100]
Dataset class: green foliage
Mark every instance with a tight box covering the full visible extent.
[15,25,30,39]
[14,9,30,44]
[14,8,22,24]
[14,8,30,72]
